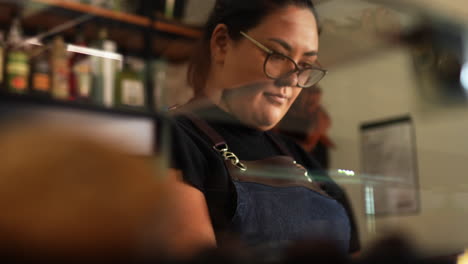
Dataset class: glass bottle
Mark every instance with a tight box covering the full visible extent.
[90,28,117,107]
[29,30,51,97]
[51,36,70,100]
[114,56,145,109]
[5,18,30,94]
[69,29,92,101]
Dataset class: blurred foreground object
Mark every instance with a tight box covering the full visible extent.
[0,122,171,260]
[366,0,468,105]
[458,250,468,264]
[319,0,468,105]
[403,16,468,105]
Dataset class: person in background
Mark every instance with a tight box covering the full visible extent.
[166,0,358,259]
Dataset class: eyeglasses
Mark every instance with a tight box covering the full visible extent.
[240,31,327,88]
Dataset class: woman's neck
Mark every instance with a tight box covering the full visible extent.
[203,77,223,105]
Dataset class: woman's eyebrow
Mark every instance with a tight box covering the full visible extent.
[268,38,292,51]
[304,51,318,57]
[268,38,318,56]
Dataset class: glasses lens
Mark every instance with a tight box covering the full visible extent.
[265,54,296,78]
[298,69,326,88]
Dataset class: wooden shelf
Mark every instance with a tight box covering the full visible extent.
[0,0,201,59]
[30,0,202,39]
[0,91,160,156]
[0,0,202,58]
[33,0,151,27]
[0,91,157,119]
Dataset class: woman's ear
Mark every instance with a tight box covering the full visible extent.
[210,24,231,65]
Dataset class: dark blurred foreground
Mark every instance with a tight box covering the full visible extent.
[0,122,460,264]
[0,235,459,264]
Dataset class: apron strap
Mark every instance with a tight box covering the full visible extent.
[170,99,227,149]
[183,113,247,178]
[185,112,227,149]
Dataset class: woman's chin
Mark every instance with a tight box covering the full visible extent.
[254,112,284,130]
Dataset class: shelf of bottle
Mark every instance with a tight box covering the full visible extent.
[34,0,150,27]
[0,91,158,119]
[30,0,202,39]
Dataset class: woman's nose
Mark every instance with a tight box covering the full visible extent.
[274,71,299,88]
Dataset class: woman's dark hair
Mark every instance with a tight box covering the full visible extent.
[187,0,319,96]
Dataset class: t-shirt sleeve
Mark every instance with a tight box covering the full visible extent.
[158,116,207,192]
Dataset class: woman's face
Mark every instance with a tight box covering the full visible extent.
[216,5,319,130]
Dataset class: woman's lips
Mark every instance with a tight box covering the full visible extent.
[263,92,289,105]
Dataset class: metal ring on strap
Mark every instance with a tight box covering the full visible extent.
[213,144,247,171]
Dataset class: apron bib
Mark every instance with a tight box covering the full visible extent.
[186,114,350,254]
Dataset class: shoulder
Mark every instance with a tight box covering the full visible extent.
[164,114,214,191]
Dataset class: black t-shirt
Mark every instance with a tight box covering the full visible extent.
[168,105,360,252]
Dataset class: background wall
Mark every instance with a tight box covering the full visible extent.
[316,0,468,255]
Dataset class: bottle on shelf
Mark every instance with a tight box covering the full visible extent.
[87,0,108,8]
[109,0,123,12]
[29,44,51,97]
[86,0,117,10]
[69,29,92,102]
[83,0,137,12]
[114,56,145,109]
[51,36,70,100]
[29,29,51,97]
[165,0,176,19]
[154,0,186,20]
[90,28,118,107]
[118,0,139,14]
[5,17,30,94]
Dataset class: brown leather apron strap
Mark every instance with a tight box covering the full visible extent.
[183,113,248,173]
[234,171,330,198]
[169,98,227,148]
[184,113,227,149]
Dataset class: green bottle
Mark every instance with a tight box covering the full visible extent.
[114,57,145,109]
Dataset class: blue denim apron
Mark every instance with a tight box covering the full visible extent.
[188,115,350,256]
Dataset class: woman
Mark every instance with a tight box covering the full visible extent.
[167,0,355,257]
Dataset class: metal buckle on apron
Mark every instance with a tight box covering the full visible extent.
[213,143,247,171]
[293,161,313,182]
